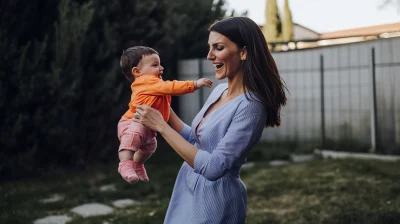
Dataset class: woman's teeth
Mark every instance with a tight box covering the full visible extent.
[215,64,224,70]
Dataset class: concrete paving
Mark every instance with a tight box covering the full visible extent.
[112,199,141,208]
[33,215,71,224]
[70,203,114,217]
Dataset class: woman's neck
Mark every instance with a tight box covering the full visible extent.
[226,72,245,97]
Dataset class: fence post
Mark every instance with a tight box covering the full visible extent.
[320,54,326,146]
[370,48,378,153]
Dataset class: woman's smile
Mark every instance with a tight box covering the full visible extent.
[214,63,224,71]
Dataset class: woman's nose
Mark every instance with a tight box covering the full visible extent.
[207,50,214,61]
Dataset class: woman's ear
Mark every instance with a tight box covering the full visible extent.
[240,46,247,61]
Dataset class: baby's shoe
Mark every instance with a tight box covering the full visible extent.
[133,162,149,182]
[118,160,139,184]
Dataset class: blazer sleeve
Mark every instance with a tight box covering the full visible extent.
[145,77,195,96]
[193,100,266,181]
[180,123,196,145]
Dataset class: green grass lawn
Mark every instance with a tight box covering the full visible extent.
[1,147,400,224]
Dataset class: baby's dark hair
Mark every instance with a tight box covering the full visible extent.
[120,46,159,83]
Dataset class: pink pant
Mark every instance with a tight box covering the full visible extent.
[117,117,157,153]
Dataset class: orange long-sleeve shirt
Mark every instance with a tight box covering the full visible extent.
[123,75,195,121]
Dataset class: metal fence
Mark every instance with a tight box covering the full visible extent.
[177,37,400,153]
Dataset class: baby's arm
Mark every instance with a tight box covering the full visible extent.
[145,77,213,96]
[194,78,213,89]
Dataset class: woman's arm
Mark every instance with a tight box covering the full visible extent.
[135,101,266,181]
[168,108,184,133]
[192,103,265,181]
[135,105,198,167]
[158,123,198,167]
[168,108,197,144]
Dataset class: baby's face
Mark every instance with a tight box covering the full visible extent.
[136,54,164,78]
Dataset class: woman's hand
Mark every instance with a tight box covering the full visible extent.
[133,105,167,133]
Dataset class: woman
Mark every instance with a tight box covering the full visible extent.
[134,17,287,223]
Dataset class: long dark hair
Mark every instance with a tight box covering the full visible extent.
[209,17,287,128]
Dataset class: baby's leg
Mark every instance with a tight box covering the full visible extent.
[133,150,152,182]
[117,119,152,184]
[118,124,144,184]
[119,150,134,162]
[133,149,152,164]
[133,137,157,182]
[118,149,139,184]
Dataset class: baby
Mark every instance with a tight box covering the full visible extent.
[118,46,212,183]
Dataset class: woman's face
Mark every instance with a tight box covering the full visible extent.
[207,31,244,80]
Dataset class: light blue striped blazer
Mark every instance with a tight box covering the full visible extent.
[164,83,267,224]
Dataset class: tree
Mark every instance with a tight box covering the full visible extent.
[262,0,282,43]
[0,0,94,178]
[282,0,294,42]
[0,0,227,179]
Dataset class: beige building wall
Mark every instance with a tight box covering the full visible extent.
[260,24,319,42]
[293,25,320,41]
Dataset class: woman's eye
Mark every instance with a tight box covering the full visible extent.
[216,47,224,51]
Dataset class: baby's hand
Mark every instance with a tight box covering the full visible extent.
[195,78,213,89]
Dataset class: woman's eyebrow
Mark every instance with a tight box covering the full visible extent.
[209,42,224,46]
